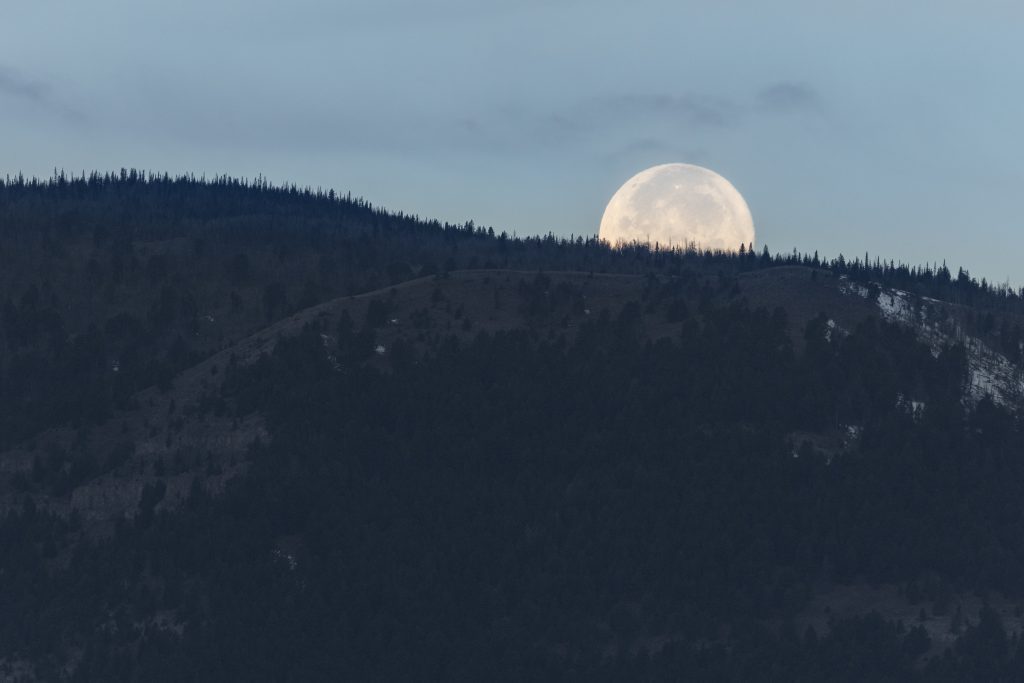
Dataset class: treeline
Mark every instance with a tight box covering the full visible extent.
[2,169,1022,306]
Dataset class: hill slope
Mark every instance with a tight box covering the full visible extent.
[1,174,1024,681]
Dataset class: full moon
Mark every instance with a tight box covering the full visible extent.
[599,163,754,252]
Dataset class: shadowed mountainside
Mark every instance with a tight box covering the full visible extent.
[2,173,1024,681]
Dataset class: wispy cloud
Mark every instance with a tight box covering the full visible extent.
[431,81,824,160]
[190,79,821,161]
[0,65,85,122]
[0,67,48,102]
[602,137,708,163]
[575,83,820,134]
[756,82,822,113]
[595,93,741,128]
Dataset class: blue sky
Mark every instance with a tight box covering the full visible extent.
[2,0,1022,283]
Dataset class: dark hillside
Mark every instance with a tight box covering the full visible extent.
[1,173,1023,680]
[4,172,1021,450]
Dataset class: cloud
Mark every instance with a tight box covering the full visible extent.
[436,82,817,159]
[602,137,708,163]
[0,65,84,121]
[0,66,48,102]
[756,82,821,113]
[597,93,740,128]
[577,84,816,133]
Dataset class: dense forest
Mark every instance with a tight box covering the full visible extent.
[2,172,1020,449]
[1,172,1023,680]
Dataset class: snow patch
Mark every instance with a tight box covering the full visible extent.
[838,277,1024,407]
[319,333,342,371]
[896,393,926,419]
[964,337,1022,405]
[272,549,298,571]
[838,278,870,299]
[825,319,848,342]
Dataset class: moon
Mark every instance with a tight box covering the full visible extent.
[599,163,754,252]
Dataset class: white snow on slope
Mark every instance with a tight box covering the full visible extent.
[839,277,1024,407]
[839,280,870,299]
[825,319,848,342]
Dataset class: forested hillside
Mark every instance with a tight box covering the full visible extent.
[1,172,1024,681]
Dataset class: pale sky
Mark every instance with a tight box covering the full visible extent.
[2,0,1023,284]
